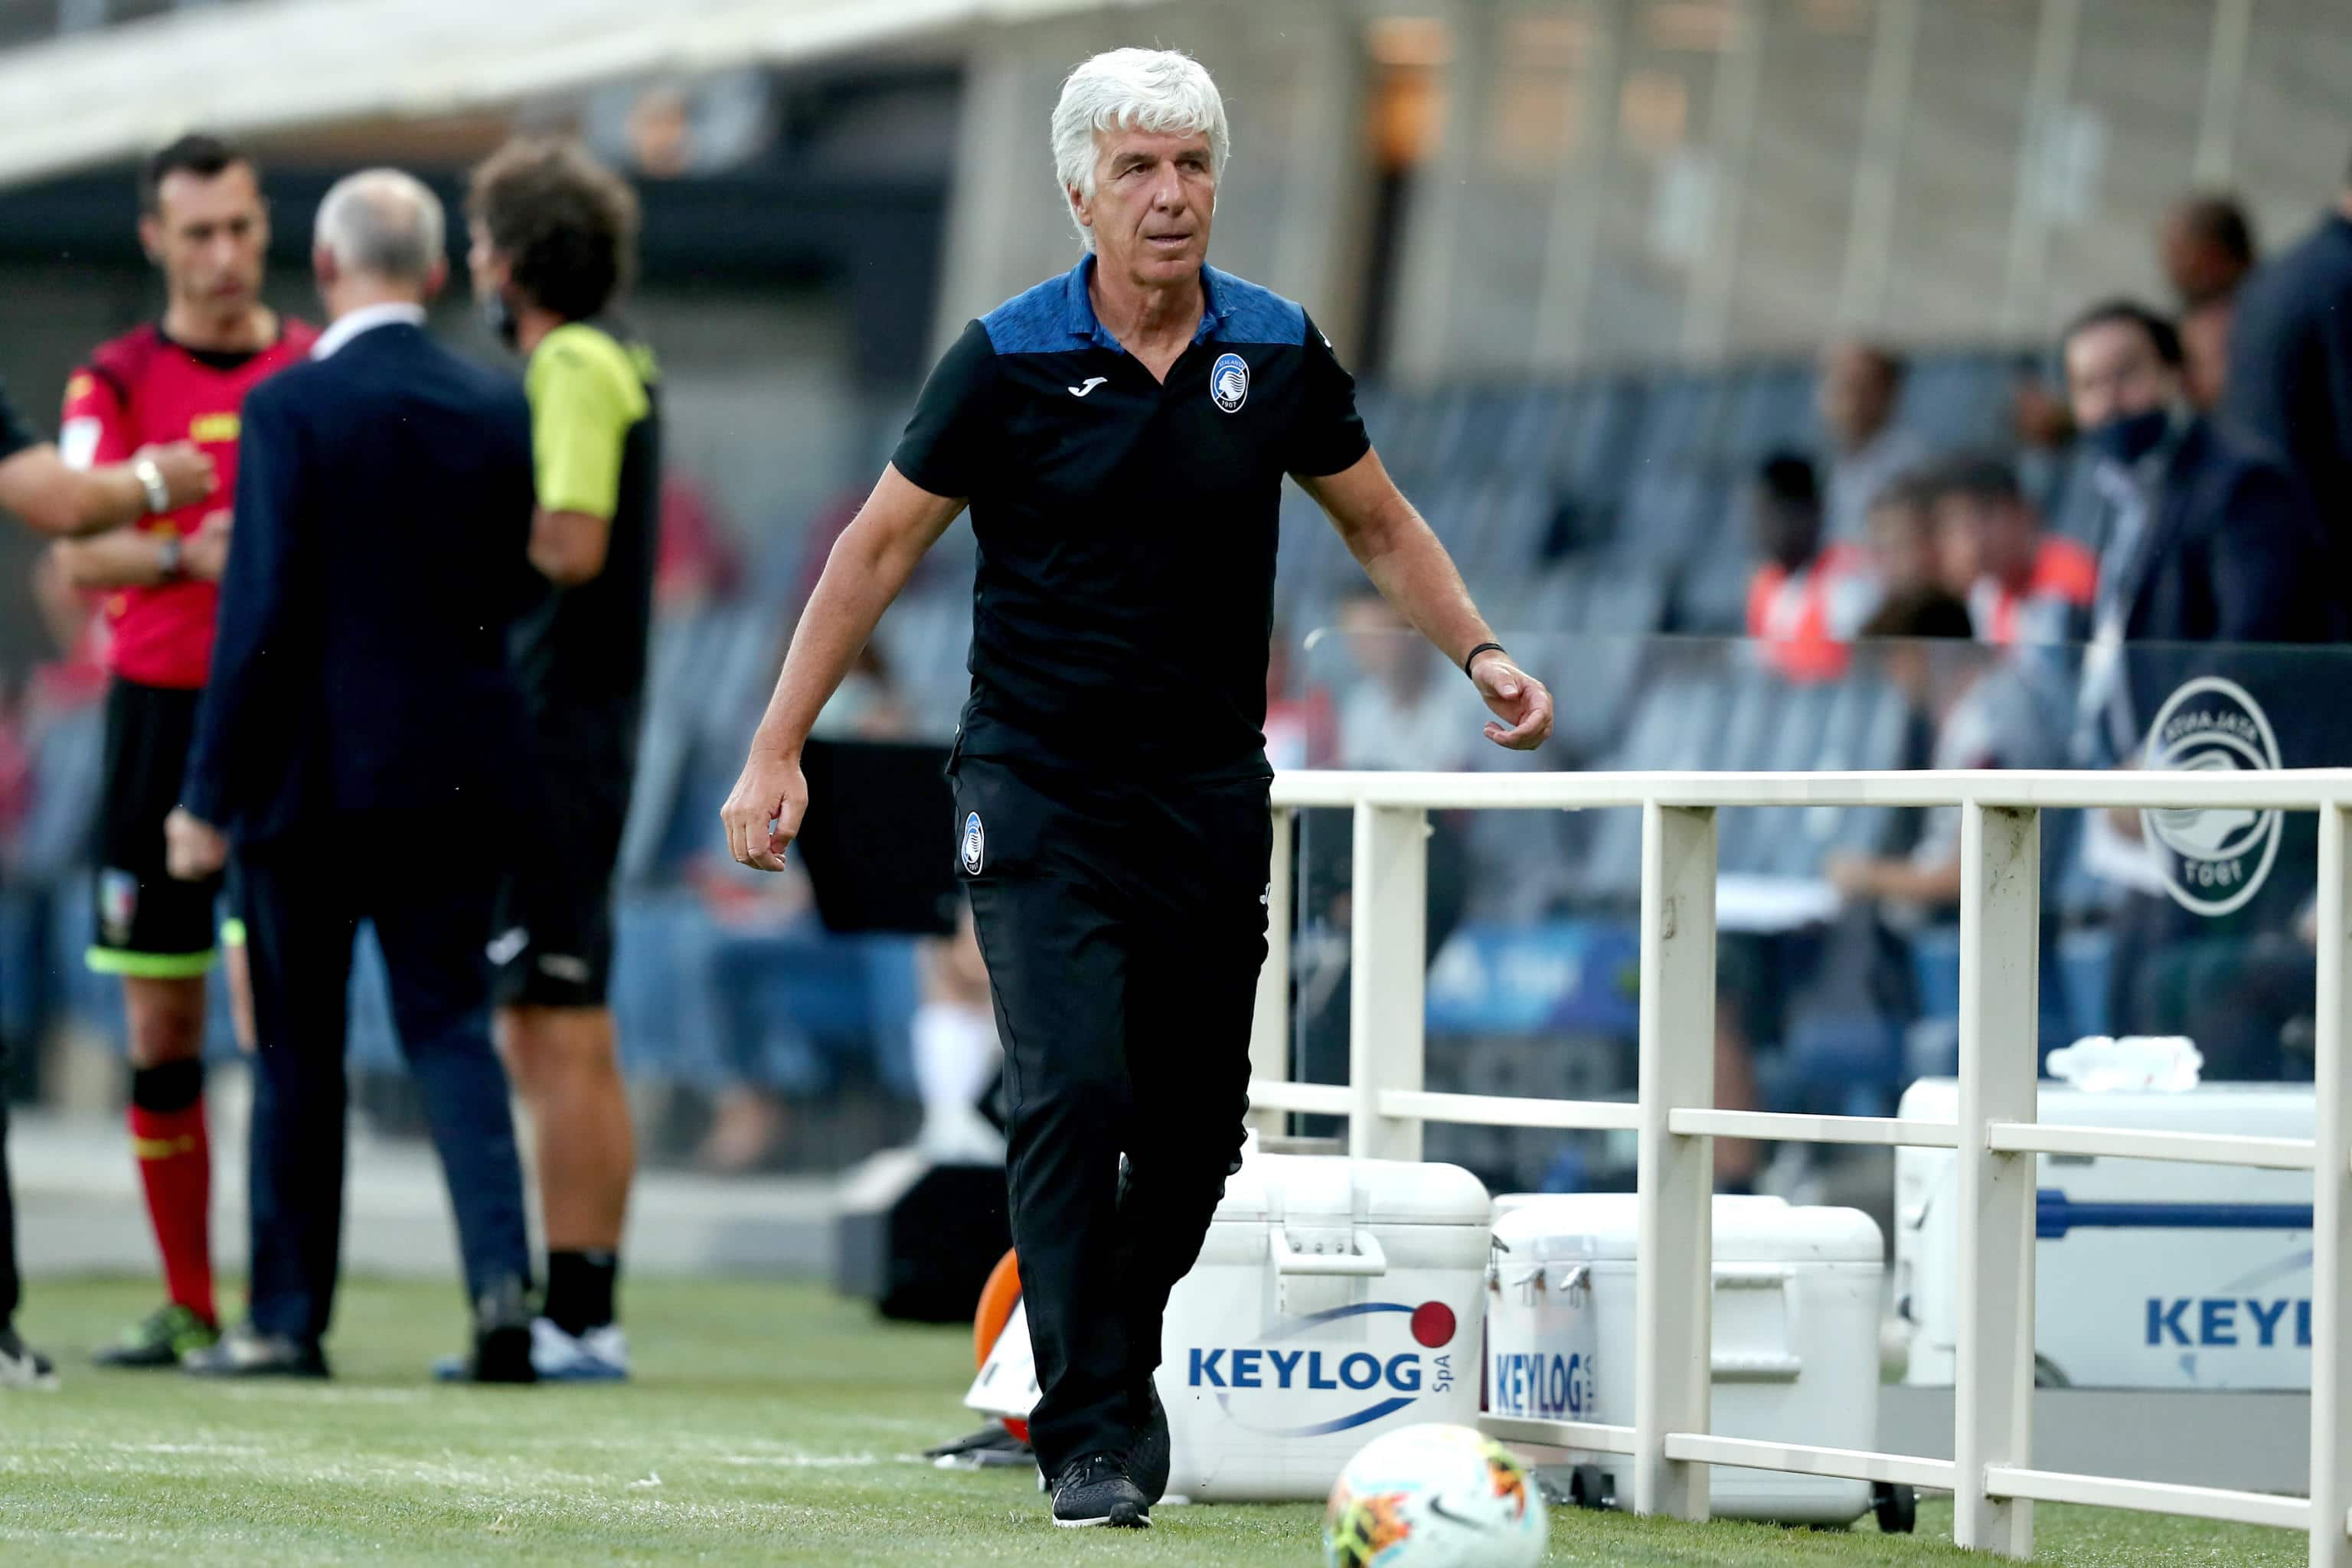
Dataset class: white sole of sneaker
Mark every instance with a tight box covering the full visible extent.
[1053,1517,1150,1529]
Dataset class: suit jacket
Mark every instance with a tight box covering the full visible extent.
[182,321,536,842]
[2111,414,2339,648]
[2223,210,2352,550]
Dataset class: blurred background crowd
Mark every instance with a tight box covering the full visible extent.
[2,0,2350,1210]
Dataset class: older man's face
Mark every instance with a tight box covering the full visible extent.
[1073,127,1215,286]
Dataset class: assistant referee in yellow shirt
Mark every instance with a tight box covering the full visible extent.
[466,138,660,1382]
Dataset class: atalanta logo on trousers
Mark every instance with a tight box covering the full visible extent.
[962,812,985,875]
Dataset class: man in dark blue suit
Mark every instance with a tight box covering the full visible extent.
[164,169,537,1381]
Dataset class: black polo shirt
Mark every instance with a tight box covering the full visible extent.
[893,256,1370,779]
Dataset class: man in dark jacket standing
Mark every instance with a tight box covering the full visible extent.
[166,169,538,1382]
[2224,161,2352,554]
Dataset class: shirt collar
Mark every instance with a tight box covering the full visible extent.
[312,301,427,361]
[1061,254,1226,351]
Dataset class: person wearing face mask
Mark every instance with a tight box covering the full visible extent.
[2063,298,2339,1057]
[2063,297,2334,760]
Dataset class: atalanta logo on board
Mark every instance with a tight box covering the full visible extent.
[1210,352,1250,413]
[2141,675,2282,917]
[1187,1298,1459,1438]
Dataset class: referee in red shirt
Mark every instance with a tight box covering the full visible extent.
[722,48,1552,1528]
[51,133,318,1368]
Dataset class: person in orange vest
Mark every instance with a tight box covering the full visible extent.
[1926,452,2097,647]
[1746,452,1881,681]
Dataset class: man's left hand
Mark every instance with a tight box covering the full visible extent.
[165,807,228,882]
[1471,652,1554,751]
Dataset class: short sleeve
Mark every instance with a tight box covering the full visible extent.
[1287,312,1371,479]
[528,326,647,520]
[0,377,40,462]
[57,364,129,471]
[891,320,998,499]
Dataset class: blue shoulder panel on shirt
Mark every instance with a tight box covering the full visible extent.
[979,274,1073,355]
[1206,268,1307,347]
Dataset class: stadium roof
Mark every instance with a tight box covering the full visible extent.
[0,0,1163,188]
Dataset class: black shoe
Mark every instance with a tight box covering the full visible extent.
[93,1303,219,1368]
[1128,1384,1171,1504]
[0,1327,60,1390]
[181,1323,328,1379]
[461,1275,537,1385]
[1051,1454,1150,1529]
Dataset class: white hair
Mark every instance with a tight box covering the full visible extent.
[315,168,445,281]
[1050,48,1229,252]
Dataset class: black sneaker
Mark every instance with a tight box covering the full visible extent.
[0,1327,60,1391]
[1051,1454,1150,1529]
[1129,1384,1171,1504]
[93,1303,219,1368]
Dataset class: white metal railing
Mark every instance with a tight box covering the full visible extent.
[1246,768,2352,1565]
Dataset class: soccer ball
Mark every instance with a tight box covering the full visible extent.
[1324,1423,1548,1568]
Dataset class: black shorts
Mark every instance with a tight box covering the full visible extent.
[491,763,629,1009]
[87,678,222,978]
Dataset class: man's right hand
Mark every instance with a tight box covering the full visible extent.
[721,750,808,873]
[136,442,218,510]
[182,509,234,581]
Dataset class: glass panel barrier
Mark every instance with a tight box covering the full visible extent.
[4,620,2345,1196]
[1284,627,2351,1200]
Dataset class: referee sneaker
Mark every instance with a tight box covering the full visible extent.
[721,47,1553,1529]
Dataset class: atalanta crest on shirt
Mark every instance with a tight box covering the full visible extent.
[962,811,985,874]
[1210,352,1250,413]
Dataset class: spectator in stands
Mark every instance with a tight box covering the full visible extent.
[2224,158,2352,559]
[692,649,932,1172]
[2162,196,2257,413]
[1746,452,1879,682]
[2065,297,2336,756]
[1262,626,1333,773]
[1817,342,1929,544]
[2160,192,2258,310]
[2066,298,2338,1061]
[1827,589,2073,1053]
[1336,589,1474,773]
[1863,470,1940,599]
[1925,452,2096,646]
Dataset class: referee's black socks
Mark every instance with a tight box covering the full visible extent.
[544,1249,618,1336]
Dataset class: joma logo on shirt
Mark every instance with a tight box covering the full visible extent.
[189,412,240,444]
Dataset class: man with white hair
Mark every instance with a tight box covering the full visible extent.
[168,168,541,1383]
[723,49,1553,1526]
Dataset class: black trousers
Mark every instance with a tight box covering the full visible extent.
[238,809,531,1344]
[952,756,1271,1479]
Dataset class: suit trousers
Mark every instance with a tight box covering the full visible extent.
[237,808,531,1343]
[951,756,1271,1481]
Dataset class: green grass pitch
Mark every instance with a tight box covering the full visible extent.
[2,1276,2301,1565]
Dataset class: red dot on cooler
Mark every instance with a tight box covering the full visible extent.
[1410,1301,1456,1348]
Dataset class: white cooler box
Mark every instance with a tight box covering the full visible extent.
[1486,1194,1886,1525]
[1896,1079,2315,1390]
[966,1149,1491,1501]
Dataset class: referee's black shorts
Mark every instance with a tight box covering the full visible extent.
[951,753,1271,1478]
[87,678,222,980]
[491,752,631,1010]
